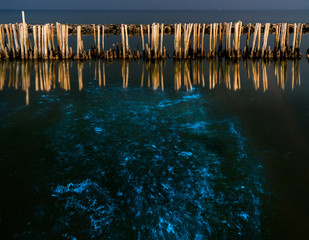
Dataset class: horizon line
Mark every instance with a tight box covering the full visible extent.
[1,8,309,11]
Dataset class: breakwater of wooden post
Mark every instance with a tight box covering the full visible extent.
[0,12,309,61]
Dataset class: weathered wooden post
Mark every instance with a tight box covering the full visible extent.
[102,25,104,53]
[261,23,270,58]
[76,25,81,59]
[121,24,125,58]
[201,23,205,55]
[93,24,96,49]
[65,25,69,59]
[19,23,24,59]
[160,23,164,57]
[292,23,297,55]
[33,25,38,59]
[140,24,145,52]
[12,24,20,56]
[97,25,101,55]
[50,24,55,52]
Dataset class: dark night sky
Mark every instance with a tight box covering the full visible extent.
[1,0,309,10]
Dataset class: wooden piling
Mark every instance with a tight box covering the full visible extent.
[140,24,145,51]
[193,23,197,55]
[102,25,104,53]
[160,23,164,55]
[51,24,55,52]
[209,24,213,56]
[292,23,297,54]
[125,24,129,51]
[201,23,205,55]
[19,24,24,59]
[76,25,81,59]
[246,23,251,49]
[33,25,38,59]
[93,24,96,47]
[65,25,69,59]
[257,23,261,53]
[262,23,270,57]
[121,24,125,58]
[0,25,4,52]
[12,24,19,55]
[97,25,101,55]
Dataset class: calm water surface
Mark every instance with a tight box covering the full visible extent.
[0,10,309,240]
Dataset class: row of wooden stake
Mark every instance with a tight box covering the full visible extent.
[0,13,306,61]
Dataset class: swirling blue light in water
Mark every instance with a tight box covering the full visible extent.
[41,89,265,239]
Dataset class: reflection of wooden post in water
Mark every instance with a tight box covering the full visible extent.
[209,58,217,89]
[126,61,129,88]
[42,61,46,91]
[273,61,278,88]
[201,60,205,87]
[218,57,223,84]
[103,62,106,87]
[39,62,43,91]
[244,58,250,78]
[192,59,197,85]
[147,61,151,87]
[213,58,217,87]
[184,60,192,91]
[151,61,160,89]
[174,61,181,90]
[121,60,129,88]
[58,61,71,91]
[291,59,300,90]
[78,61,84,91]
[197,60,201,85]
[252,60,260,90]
[21,61,30,105]
[44,61,51,91]
[14,61,20,89]
[232,61,240,91]
[94,59,97,80]
[262,60,268,91]
[0,62,7,90]
[51,61,56,89]
[58,62,62,89]
[279,61,284,90]
[7,62,12,87]
[295,60,300,87]
[291,60,295,90]
[209,59,213,89]
[65,62,70,90]
[141,62,145,87]
[160,60,164,91]
[98,60,101,86]
[224,59,231,89]
[278,60,287,90]
[6,62,13,89]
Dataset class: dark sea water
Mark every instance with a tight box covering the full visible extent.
[0,10,309,240]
